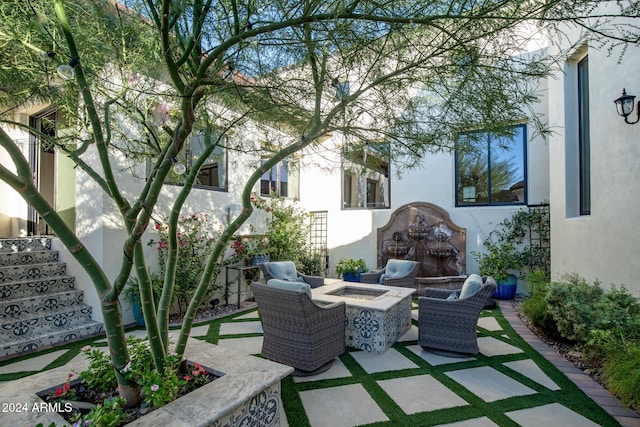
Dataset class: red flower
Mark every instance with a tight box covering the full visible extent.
[183,375,192,381]
[55,388,64,397]
[155,223,161,230]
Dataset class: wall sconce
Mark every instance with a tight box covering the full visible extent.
[614,88,640,124]
[57,58,79,80]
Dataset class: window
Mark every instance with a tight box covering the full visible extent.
[165,133,227,190]
[342,143,390,209]
[578,56,590,215]
[456,124,527,206]
[260,159,299,199]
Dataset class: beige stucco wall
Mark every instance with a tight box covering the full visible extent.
[548,11,640,295]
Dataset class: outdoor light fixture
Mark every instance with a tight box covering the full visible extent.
[38,51,56,61]
[614,88,640,124]
[57,58,79,80]
[171,156,186,175]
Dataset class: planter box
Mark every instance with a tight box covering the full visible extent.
[0,338,292,426]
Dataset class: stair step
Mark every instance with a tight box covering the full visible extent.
[0,250,59,267]
[0,237,52,253]
[0,276,76,301]
[1,320,104,358]
[0,262,67,283]
[0,304,93,341]
[0,289,84,319]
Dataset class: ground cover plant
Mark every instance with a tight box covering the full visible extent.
[522,273,640,410]
[2,0,639,410]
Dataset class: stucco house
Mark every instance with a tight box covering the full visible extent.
[1,7,639,358]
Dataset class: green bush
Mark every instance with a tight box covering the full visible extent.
[546,274,640,343]
[602,343,640,409]
[521,269,559,338]
[545,274,605,342]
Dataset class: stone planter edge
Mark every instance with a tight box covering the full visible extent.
[0,338,293,426]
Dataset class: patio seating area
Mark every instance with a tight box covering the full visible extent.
[1,298,638,426]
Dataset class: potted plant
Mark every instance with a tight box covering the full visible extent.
[335,257,368,282]
[473,242,520,299]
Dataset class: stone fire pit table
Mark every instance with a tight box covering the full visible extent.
[312,280,415,353]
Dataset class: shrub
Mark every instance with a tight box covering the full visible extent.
[546,274,640,343]
[545,274,604,342]
[148,213,221,317]
[521,269,559,338]
[602,342,640,409]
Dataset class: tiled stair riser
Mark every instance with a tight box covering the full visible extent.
[0,262,67,283]
[0,277,76,300]
[0,289,84,319]
[0,237,103,359]
[0,250,59,266]
[0,305,94,341]
[2,322,104,355]
[0,237,51,253]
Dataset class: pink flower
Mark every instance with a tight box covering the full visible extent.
[183,375,192,381]
[81,345,91,352]
[150,384,159,392]
[155,223,161,230]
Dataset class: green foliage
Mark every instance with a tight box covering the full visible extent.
[299,252,325,276]
[473,206,550,282]
[545,274,640,343]
[79,346,117,392]
[473,241,520,283]
[520,269,559,337]
[148,213,221,317]
[74,397,127,427]
[602,343,640,409]
[122,336,185,408]
[251,192,311,267]
[335,257,368,277]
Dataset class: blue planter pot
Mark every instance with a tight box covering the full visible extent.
[492,275,517,300]
[250,254,270,265]
[131,295,145,327]
[342,272,361,282]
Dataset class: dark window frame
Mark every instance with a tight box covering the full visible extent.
[578,56,591,215]
[455,124,528,207]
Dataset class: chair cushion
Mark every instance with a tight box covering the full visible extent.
[267,279,312,298]
[269,261,303,282]
[446,291,460,300]
[459,274,483,299]
[386,259,414,276]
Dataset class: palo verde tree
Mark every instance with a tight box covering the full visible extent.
[1,0,638,405]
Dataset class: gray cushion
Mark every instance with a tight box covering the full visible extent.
[386,259,414,276]
[268,261,302,282]
[446,291,459,300]
[267,279,312,298]
[459,274,483,299]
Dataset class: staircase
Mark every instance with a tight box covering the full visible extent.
[0,237,103,359]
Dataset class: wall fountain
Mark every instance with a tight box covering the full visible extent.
[377,202,467,290]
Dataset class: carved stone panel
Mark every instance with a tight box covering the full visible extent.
[377,202,466,277]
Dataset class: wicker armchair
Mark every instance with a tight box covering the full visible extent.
[418,276,497,356]
[260,261,324,288]
[251,282,346,374]
[360,259,419,288]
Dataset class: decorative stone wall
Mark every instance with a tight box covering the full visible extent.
[377,202,466,278]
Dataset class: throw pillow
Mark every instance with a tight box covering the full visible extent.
[459,274,483,299]
[446,291,459,300]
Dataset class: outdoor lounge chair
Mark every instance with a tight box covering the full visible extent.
[418,275,497,356]
[251,282,346,374]
[260,261,324,287]
[359,259,419,288]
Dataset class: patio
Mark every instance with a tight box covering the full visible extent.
[0,301,638,427]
